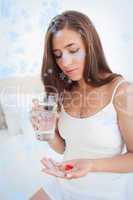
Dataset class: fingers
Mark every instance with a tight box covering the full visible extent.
[31,117,39,131]
[30,99,43,131]
[42,168,65,178]
[41,157,61,170]
[29,100,39,126]
[31,117,39,126]
[41,157,65,178]
[41,158,89,180]
[40,158,49,169]
[32,98,39,109]
[40,158,79,179]
[41,157,55,169]
[31,99,43,113]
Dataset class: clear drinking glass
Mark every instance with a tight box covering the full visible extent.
[31,92,58,141]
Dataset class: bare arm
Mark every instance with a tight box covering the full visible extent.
[31,100,65,154]
[48,117,65,154]
[92,82,133,173]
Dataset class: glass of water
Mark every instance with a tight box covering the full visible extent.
[31,92,58,141]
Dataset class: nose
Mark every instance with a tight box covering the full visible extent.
[61,53,72,69]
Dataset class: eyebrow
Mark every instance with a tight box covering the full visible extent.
[53,43,76,52]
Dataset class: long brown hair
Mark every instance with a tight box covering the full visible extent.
[41,10,121,101]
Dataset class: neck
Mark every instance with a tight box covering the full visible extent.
[77,78,92,91]
[77,78,85,89]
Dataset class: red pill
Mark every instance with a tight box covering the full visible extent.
[65,164,73,171]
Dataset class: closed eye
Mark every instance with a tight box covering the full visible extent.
[53,52,62,59]
[69,48,79,54]
[54,48,80,60]
[54,55,62,59]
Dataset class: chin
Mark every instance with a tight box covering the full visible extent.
[69,75,82,81]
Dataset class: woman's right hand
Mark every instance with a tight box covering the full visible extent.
[30,99,45,140]
[30,99,40,139]
[30,98,58,141]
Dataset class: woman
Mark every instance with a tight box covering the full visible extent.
[32,10,133,200]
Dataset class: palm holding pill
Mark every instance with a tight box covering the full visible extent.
[41,158,93,179]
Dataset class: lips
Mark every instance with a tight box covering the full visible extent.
[65,68,78,74]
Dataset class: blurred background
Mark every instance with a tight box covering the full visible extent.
[0,0,133,80]
[0,0,133,199]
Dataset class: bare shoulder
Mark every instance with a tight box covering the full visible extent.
[114,80,133,153]
[114,80,133,116]
[115,80,133,95]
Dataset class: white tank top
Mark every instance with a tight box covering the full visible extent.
[58,79,126,161]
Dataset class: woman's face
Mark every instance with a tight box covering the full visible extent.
[52,28,86,81]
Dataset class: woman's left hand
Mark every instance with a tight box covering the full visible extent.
[41,157,94,179]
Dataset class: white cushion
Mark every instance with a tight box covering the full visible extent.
[0,75,44,138]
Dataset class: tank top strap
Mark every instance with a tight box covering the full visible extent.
[110,79,126,103]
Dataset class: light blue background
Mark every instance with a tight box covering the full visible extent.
[60,0,133,81]
[0,0,60,78]
[0,0,133,81]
